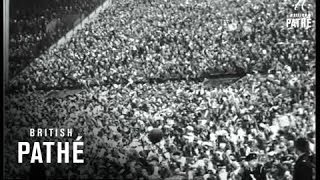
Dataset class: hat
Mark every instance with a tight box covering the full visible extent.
[186,126,194,131]
[172,151,182,156]
[148,154,159,162]
[245,153,258,161]
[216,162,226,168]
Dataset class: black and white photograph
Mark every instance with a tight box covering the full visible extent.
[3,0,316,179]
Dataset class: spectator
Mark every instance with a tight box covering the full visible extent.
[4,0,315,179]
[293,137,315,180]
[240,153,267,180]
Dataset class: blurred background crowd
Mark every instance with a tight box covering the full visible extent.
[9,0,105,77]
[5,0,315,179]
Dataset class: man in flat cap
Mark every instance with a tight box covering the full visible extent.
[240,153,267,180]
[293,137,315,180]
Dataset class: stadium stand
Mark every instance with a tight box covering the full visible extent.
[5,0,315,179]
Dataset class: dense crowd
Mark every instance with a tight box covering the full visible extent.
[5,0,315,179]
[5,69,315,179]
[9,0,315,91]
[9,0,105,77]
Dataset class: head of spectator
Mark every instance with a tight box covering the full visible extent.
[245,153,259,169]
[294,137,310,155]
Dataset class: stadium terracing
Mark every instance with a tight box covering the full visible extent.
[5,0,315,179]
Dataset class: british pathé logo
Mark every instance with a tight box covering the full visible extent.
[286,13,312,29]
[286,0,313,29]
[18,128,84,164]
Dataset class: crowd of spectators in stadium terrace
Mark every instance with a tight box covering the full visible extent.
[9,0,105,77]
[9,0,315,91]
[6,70,315,179]
[5,0,315,179]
